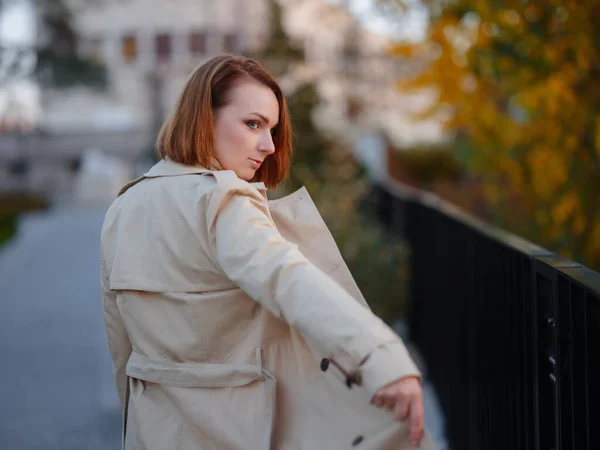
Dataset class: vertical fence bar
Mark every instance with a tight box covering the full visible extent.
[586,291,600,450]
[557,275,573,450]
[568,282,587,449]
[466,226,478,450]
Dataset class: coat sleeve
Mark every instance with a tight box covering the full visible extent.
[206,180,421,399]
[101,258,132,412]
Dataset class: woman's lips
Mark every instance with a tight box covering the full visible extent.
[249,158,262,169]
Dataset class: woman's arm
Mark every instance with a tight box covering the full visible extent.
[101,258,132,413]
[206,179,421,400]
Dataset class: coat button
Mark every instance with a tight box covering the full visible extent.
[320,358,330,371]
[352,435,364,446]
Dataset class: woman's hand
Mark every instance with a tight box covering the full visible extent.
[371,376,424,446]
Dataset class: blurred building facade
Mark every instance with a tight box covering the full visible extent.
[0,0,444,201]
[43,0,269,133]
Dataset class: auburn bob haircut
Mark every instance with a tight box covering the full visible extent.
[156,54,293,188]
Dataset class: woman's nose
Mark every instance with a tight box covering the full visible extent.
[259,132,276,154]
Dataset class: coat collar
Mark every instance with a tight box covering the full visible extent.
[144,159,211,178]
[118,159,267,196]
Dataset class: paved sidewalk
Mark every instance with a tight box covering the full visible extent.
[0,207,121,450]
[0,207,447,450]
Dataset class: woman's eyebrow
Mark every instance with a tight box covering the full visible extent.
[249,112,277,126]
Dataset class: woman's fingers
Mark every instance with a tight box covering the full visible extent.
[371,393,385,408]
[393,394,410,419]
[371,377,425,445]
[408,394,424,445]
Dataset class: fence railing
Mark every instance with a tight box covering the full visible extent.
[370,179,600,450]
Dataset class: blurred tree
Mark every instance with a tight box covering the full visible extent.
[249,0,410,320]
[35,0,107,88]
[0,0,106,87]
[384,0,600,268]
[245,0,303,78]
[0,192,48,247]
[245,0,328,196]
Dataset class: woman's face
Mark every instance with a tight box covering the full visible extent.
[213,80,279,181]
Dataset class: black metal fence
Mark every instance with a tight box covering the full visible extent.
[371,180,600,450]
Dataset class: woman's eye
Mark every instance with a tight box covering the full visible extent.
[247,120,259,130]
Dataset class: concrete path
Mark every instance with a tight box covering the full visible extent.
[0,207,121,450]
[0,207,447,450]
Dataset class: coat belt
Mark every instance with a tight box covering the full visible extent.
[121,348,273,449]
[125,348,268,387]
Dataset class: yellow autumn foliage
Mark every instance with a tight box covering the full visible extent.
[551,191,580,226]
[382,0,600,269]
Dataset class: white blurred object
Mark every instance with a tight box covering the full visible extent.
[0,80,42,130]
[0,0,35,46]
[73,148,132,205]
[353,131,388,183]
[0,0,40,131]
[41,88,141,132]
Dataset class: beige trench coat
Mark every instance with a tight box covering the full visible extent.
[101,159,435,450]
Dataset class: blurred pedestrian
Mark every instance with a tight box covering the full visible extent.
[100,54,434,450]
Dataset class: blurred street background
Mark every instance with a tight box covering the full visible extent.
[1,0,599,449]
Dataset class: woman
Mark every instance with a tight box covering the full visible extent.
[101,55,435,450]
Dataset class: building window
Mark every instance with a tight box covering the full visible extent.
[189,31,206,55]
[223,33,238,53]
[155,33,172,62]
[121,34,137,63]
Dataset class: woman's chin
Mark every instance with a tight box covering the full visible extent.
[237,169,255,181]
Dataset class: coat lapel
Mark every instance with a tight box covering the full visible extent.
[268,187,368,308]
